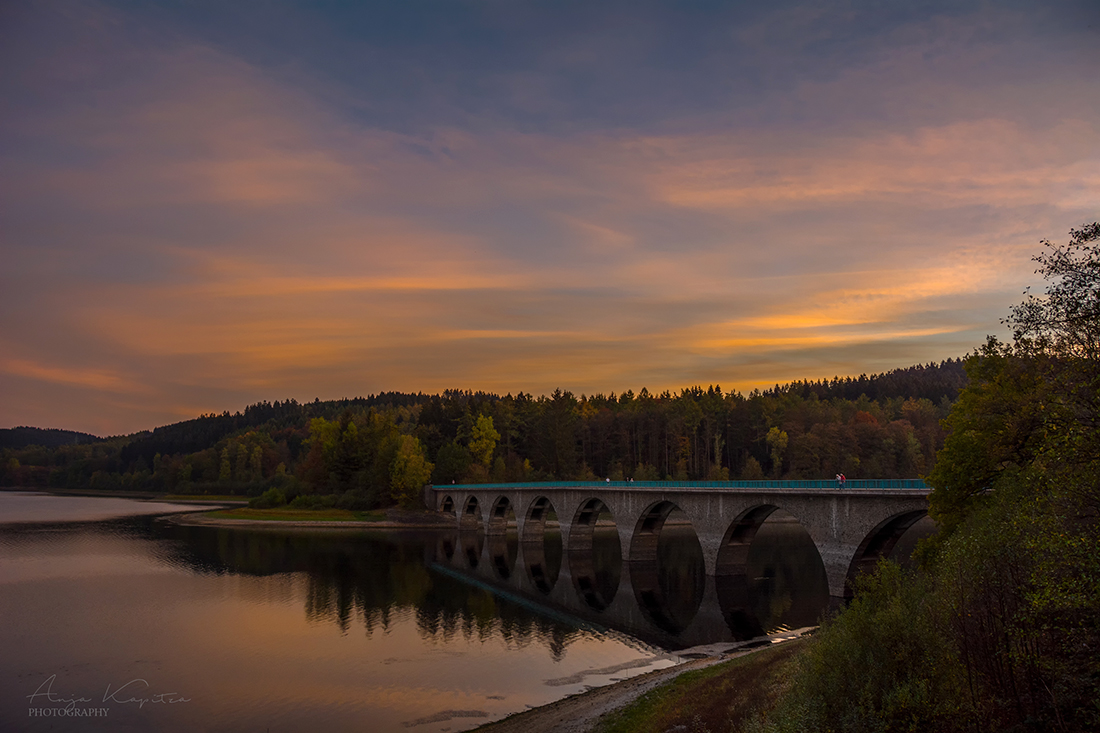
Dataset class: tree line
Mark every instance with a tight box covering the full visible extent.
[1,361,964,508]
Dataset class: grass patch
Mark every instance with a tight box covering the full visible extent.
[595,639,806,733]
[205,507,387,522]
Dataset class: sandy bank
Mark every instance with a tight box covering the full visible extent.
[472,628,814,733]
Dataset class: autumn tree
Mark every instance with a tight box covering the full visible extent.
[765,426,788,478]
[468,415,500,467]
[390,435,433,508]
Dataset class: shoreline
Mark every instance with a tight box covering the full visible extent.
[2,489,458,530]
[472,627,814,733]
[164,509,457,530]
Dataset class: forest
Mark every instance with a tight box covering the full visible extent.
[1,360,965,508]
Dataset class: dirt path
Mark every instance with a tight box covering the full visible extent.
[472,629,814,733]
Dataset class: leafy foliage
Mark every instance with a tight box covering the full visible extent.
[1008,222,1100,362]
[759,564,965,733]
[926,339,1047,534]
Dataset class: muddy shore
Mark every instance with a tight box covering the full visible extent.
[472,628,814,733]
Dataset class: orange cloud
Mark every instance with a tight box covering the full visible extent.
[1,358,135,393]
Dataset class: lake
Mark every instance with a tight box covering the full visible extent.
[0,491,854,732]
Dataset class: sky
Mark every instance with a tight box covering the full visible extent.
[1,0,1098,437]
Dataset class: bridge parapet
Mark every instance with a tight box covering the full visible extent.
[437,479,928,491]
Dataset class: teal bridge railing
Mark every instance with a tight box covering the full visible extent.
[438,479,929,490]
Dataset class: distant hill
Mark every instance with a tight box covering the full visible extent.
[0,426,103,449]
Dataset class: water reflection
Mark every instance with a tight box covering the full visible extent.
[155,511,830,650]
[487,530,519,580]
[573,527,622,611]
[420,513,830,649]
[524,528,562,595]
[4,495,728,733]
[717,513,830,638]
[631,512,706,634]
[521,498,563,595]
[158,523,587,656]
[460,530,484,569]
[0,494,831,654]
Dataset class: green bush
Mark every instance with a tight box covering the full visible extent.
[249,487,286,508]
[930,466,1100,732]
[757,562,969,733]
[335,489,374,511]
[288,493,337,509]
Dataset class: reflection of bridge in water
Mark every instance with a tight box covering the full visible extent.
[427,525,814,650]
[425,480,930,648]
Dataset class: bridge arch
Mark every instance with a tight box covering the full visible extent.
[521,496,562,594]
[522,496,556,542]
[488,495,515,535]
[439,495,456,516]
[715,505,829,637]
[567,498,622,611]
[715,505,779,577]
[844,509,928,598]
[460,495,483,532]
[713,505,777,638]
[628,500,705,633]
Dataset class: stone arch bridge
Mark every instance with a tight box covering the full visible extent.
[427,480,930,599]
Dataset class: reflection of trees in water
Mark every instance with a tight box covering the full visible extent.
[154,518,829,651]
[415,571,577,662]
[156,524,583,658]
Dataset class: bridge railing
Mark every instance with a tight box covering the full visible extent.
[436,479,929,490]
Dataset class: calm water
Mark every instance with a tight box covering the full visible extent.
[1,491,840,732]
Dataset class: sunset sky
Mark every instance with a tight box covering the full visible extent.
[2,0,1098,436]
